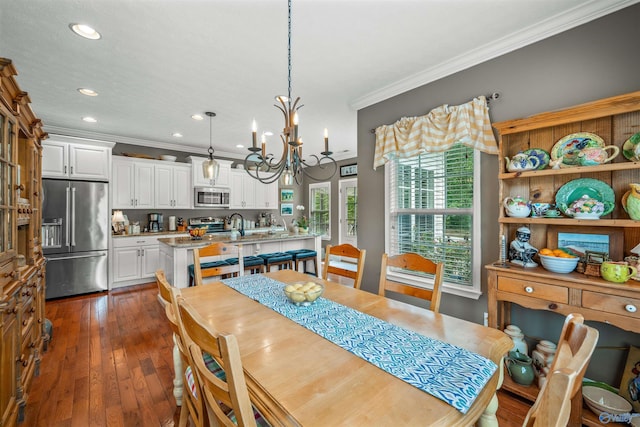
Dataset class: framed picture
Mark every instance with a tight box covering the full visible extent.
[546,226,623,260]
[280,189,294,202]
[340,163,357,177]
[280,203,293,216]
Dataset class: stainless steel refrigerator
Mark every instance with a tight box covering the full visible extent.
[42,179,109,299]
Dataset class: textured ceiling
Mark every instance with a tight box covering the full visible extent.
[1,0,636,160]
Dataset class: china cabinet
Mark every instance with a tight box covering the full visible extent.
[486,90,640,427]
[0,58,47,426]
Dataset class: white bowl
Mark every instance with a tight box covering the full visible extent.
[160,155,177,162]
[539,254,579,274]
[583,386,632,416]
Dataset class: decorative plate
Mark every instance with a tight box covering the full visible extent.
[622,132,640,161]
[550,132,605,166]
[555,178,615,217]
[522,148,550,170]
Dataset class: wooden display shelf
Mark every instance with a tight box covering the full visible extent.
[499,217,640,228]
[499,160,640,180]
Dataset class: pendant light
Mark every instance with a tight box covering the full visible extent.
[202,111,220,180]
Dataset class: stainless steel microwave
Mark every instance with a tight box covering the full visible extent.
[194,187,230,208]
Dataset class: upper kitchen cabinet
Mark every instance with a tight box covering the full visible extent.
[112,156,154,209]
[187,156,231,188]
[255,180,278,209]
[42,137,112,180]
[154,163,191,209]
[229,169,256,209]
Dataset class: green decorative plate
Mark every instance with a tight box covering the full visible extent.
[622,132,640,161]
[522,148,550,170]
[551,132,605,166]
[555,178,615,216]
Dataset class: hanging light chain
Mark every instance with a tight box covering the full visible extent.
[287,0,292,104]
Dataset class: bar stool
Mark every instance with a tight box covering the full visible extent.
[286,249,318,276]
[257,252,293,272]
[188,260,231,287]
[226,256,266,274]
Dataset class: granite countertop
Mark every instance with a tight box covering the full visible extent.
[158,232,317,248]
[112,230,189,238]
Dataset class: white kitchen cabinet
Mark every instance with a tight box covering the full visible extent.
[255,181,278,210]
[154,163,191,209]
[112,157,154,209]
[42,138,112,180]
[188,156,232,188]
[111,234,168,288]
[229,169,257,209]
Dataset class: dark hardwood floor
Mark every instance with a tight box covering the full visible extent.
[24,282,528,426]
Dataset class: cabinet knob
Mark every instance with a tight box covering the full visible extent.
[548,303,558,310]
[524,286,534,294]
[625,304,637,313]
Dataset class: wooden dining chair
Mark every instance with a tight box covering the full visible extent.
[378,252,444,313]
[322,243,367,289]
[156,271,208,427]
[192,242,244,286]
[522,313,599,427]
[177,298,268,427]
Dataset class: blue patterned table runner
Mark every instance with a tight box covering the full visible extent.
[222,275,496,414]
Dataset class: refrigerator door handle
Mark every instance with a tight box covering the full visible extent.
[45,253,107,261]
[65,187,70,247]
[71,187,77,246]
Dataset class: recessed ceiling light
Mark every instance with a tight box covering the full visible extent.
[236,144,244,148]
[69,23,101,40]
[77,88,98,96]
[82,116,97,123]
[191,114,204,121]
[172,133,183,138]
[263,131,274,136]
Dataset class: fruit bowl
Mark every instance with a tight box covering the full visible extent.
[539,254,579,274]
[283,282,324,306]
[582,385,632,416]
[188,227,207,240]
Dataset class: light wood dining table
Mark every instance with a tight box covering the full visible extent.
[178,270,512,426]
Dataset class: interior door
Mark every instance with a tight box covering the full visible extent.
[339,178,357,246]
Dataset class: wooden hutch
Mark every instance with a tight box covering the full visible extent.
[0,58,47,425]
[486,90,640,426]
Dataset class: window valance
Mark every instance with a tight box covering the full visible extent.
[373,96,498,169]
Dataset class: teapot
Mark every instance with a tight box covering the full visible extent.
[503,196,531,218]
[572,145,619,166]
[559,195,613,219]
[506,350,535,386]
[505,153,540,172]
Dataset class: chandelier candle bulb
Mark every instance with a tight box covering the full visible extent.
[324,128,329,153]
[252,120,257,148]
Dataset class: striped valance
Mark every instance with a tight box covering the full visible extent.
[373,96,498,169]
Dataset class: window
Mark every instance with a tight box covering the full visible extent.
[385,143,482,299]
[309,182,330,239]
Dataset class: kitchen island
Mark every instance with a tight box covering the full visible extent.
[158,232,321,288]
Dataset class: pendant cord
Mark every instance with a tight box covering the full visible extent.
[287,0,292,103]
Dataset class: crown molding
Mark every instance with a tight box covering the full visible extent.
[43,125,243,160]
[350,0,639,110]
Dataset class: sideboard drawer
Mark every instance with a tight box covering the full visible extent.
[583,291,640,319]
[497,277,569,303]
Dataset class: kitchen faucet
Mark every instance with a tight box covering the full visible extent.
[228,213,245,236]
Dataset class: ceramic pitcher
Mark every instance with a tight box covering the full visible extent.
[575,145,620,166]
[622,183,640,220]
[503,196,531,218]
[506,350,535,386]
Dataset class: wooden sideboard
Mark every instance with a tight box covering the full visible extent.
[487,90,640,426]
[0,58,47,425]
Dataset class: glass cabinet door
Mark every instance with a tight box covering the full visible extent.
[0,105,17,256]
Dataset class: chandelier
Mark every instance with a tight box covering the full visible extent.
[244,0,336,186]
